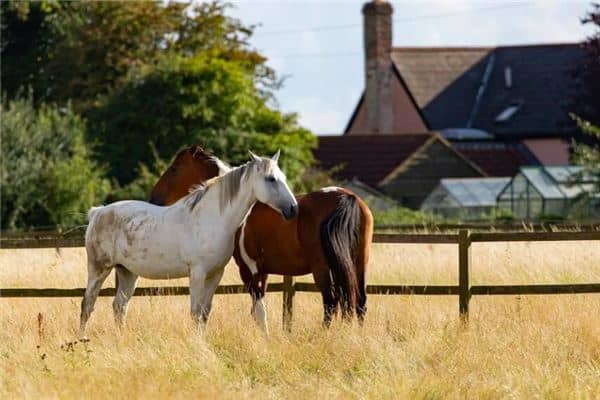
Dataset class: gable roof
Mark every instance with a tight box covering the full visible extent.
[314,134,432,187]
[314,133,484,187]
[453,141,539,177]
[391,43,584,138]
[343,63,430,135]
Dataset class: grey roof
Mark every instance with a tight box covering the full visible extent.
[391,44,584,138]
[437,177,510,207]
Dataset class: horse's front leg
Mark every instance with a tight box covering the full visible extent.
[189,266,208,328]
[199,266,226,324]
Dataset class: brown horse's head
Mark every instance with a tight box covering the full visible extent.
[149,145,228,206]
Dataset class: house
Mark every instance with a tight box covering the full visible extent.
[313,0,586,209]
[421,177,511,219]
[344,1,583,163]
[497,166,598,219]
[315,0,584,208]
[315,133,485,208]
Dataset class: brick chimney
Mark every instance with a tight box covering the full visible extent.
[362,0,393,134]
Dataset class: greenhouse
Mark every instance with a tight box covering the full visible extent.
[496,166,598,219]
[421,177,511,219]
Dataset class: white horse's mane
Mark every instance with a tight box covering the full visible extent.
[179,160,259,211]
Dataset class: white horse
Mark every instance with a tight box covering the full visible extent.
[80,151,298,336]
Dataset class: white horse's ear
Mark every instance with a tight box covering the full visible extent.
[249,151,261,162]
[271,149,280,163]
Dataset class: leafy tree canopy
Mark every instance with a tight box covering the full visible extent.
[573,3,600,125]
[572,115,600,191]
[1,0,275,114]
[2,0,317,208]
[88,53,315,190]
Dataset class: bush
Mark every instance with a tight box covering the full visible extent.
[1,95,111,229]
[371,206,442,226]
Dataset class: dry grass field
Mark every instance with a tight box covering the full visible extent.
[1,241,600,399]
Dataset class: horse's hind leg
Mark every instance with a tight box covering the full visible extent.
[355,231,370,324]
[313,267,338,328]
[80,263,112,337]
[356,274,367,324]
[113,265,138,328]
[250,274,269,335]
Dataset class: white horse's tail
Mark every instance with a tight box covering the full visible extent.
[85,206,104,243]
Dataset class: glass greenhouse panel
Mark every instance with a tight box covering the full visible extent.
[544,199,566,216]
[521,168,564,199]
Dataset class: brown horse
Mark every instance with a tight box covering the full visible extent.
[150,145,373,332]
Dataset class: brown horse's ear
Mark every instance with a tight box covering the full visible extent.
[249,151,261,162]
[271,149,280,163]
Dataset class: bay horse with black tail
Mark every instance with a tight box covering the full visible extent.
[150,145,373,333]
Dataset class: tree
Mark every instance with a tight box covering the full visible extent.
[1,1,59,103]
[572,115,600,191]
[88,54,314,190]
[1,95,111,229]
[573,3,600,126]
[1,1,276,113]
[2,1,317,208]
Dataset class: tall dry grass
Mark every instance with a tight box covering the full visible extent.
[1,242,599,399]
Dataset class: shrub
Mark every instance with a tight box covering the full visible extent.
[1,95,111,229]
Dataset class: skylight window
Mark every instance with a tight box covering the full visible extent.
[495,102,522,123]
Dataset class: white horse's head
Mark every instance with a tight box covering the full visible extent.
[248,150,298,220]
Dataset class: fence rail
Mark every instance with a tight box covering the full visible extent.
[1,229,599,329]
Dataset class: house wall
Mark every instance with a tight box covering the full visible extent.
[523,139,570,165]
[346,72,429,134]
[379,141,484,208]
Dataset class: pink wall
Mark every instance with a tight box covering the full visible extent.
[523,139,571,165]
[346,70,428,134]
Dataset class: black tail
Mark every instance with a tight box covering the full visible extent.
[320,194,361,319]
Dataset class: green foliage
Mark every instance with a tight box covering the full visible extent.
[571,115,600,191]
[1,1,275,113]
[371,206,442,226]
[88,54,315,190]
[110,146,169,201]
[1,0,317,225]
[0,1,60,104]
[1,95,111,229]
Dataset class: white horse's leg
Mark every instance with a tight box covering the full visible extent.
[251,296,269,335]
[199,267,226,323]
[80,263,112,337]
[113,266,138,328]
[189,266,208,327]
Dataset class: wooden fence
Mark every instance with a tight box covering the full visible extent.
[1,230,599,330]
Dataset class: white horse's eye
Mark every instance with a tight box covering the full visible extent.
[265,176,276,183]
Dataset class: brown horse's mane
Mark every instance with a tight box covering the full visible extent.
[169,145,216,172]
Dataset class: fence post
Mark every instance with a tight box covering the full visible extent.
[458,229,472,319]
[282,275,295,331]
